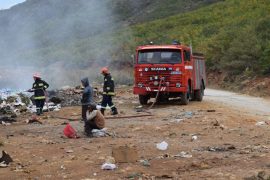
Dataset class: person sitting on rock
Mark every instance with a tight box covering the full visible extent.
[84,103,105,137]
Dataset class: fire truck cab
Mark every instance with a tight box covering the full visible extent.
[133,42,206,105]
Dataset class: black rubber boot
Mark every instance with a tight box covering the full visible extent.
[36,109,41,116]
[111,107,118,115]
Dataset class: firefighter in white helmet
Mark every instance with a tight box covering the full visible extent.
[28,73,49,115]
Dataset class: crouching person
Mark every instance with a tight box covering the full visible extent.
[84,104,105,137]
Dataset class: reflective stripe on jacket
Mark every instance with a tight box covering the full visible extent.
[32,79,49,99]
[103,74,115,96]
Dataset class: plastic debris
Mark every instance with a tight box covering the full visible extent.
[0,151,13,167]
[174,151,192,158]
[139,159,150,167]
[191,135,198,141]
[101,163,116,170]
[256,121,268,126]
[63,124,78,138]
[156,141,168,151]
[92,128,108,137]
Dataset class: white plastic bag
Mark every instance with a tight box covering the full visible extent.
[101,163,116,170]
[156,141,168,151]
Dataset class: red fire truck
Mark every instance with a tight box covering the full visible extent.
[133,41,206,105]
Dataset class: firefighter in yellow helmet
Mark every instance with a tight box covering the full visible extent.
[100,67,118,115]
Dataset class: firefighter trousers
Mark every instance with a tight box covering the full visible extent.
[35,99,45,115]
[101,95,117,114]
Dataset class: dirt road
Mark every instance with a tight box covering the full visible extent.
[1,87,270,179]
[205,89,270,116]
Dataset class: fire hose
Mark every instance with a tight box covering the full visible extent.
[147,77,165,110]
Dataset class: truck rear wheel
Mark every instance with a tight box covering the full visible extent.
[139,95,149,105]
[195,84,204,101]
[180,92,189,105]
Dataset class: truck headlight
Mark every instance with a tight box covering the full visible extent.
[176,83,181,88]
[138,83,143,88]
[154,76,158,80]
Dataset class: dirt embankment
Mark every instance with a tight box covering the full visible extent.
[0,87,270,179]
[208,72,270,97]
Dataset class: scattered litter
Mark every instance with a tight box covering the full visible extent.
[0,151,13,167]
[170,118,184,123]
[244,171,270,180]
[139,159,150,167]
[256,121,268,126]
[174,151,192,158]
[26,115,42,124]
[63,123,78,138]
[0,116,16,125]
[184,111,193,118]
[126,173,142,179]
[101,163,116,170]
[135,105,143,109]
[156,141,168,151]
[60,165,66,170]
[191,135,198,141]
[0,162,8,168]
[194,145,236,152]
[92,128,108,137]
[65,150,74,153]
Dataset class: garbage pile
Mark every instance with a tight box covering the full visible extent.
[48,86,100,107]
[0,89,61,121]
[48,86,82,107]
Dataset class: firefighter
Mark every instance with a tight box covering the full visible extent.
[28,73,49,116]
[84,103,105,137]
[81,77,94,121]
[100,67,118,115]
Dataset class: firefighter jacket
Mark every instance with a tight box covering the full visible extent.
[32,79,49,100]
[103,74,115,96]
[81,77,94,105]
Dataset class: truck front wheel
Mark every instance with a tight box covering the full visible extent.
[180,92,189,105]
[139,95,149,105]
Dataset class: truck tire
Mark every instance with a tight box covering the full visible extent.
[195,84,204,101]
[180,92,189,105]
[139,95,149,105]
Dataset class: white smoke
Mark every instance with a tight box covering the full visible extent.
[0,0,126,89]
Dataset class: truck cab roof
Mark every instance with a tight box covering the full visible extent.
[137,45,190,51]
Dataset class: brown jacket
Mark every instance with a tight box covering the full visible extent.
[87,110,105,129]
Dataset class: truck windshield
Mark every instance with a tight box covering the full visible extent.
[138,49,182,64]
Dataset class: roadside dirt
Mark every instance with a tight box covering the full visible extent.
[1,87,270,179]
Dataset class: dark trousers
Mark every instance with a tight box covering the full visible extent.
[35,99,45,115]
[81,105,88,121]
[101,95,115,110]
[84,120,100,135]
